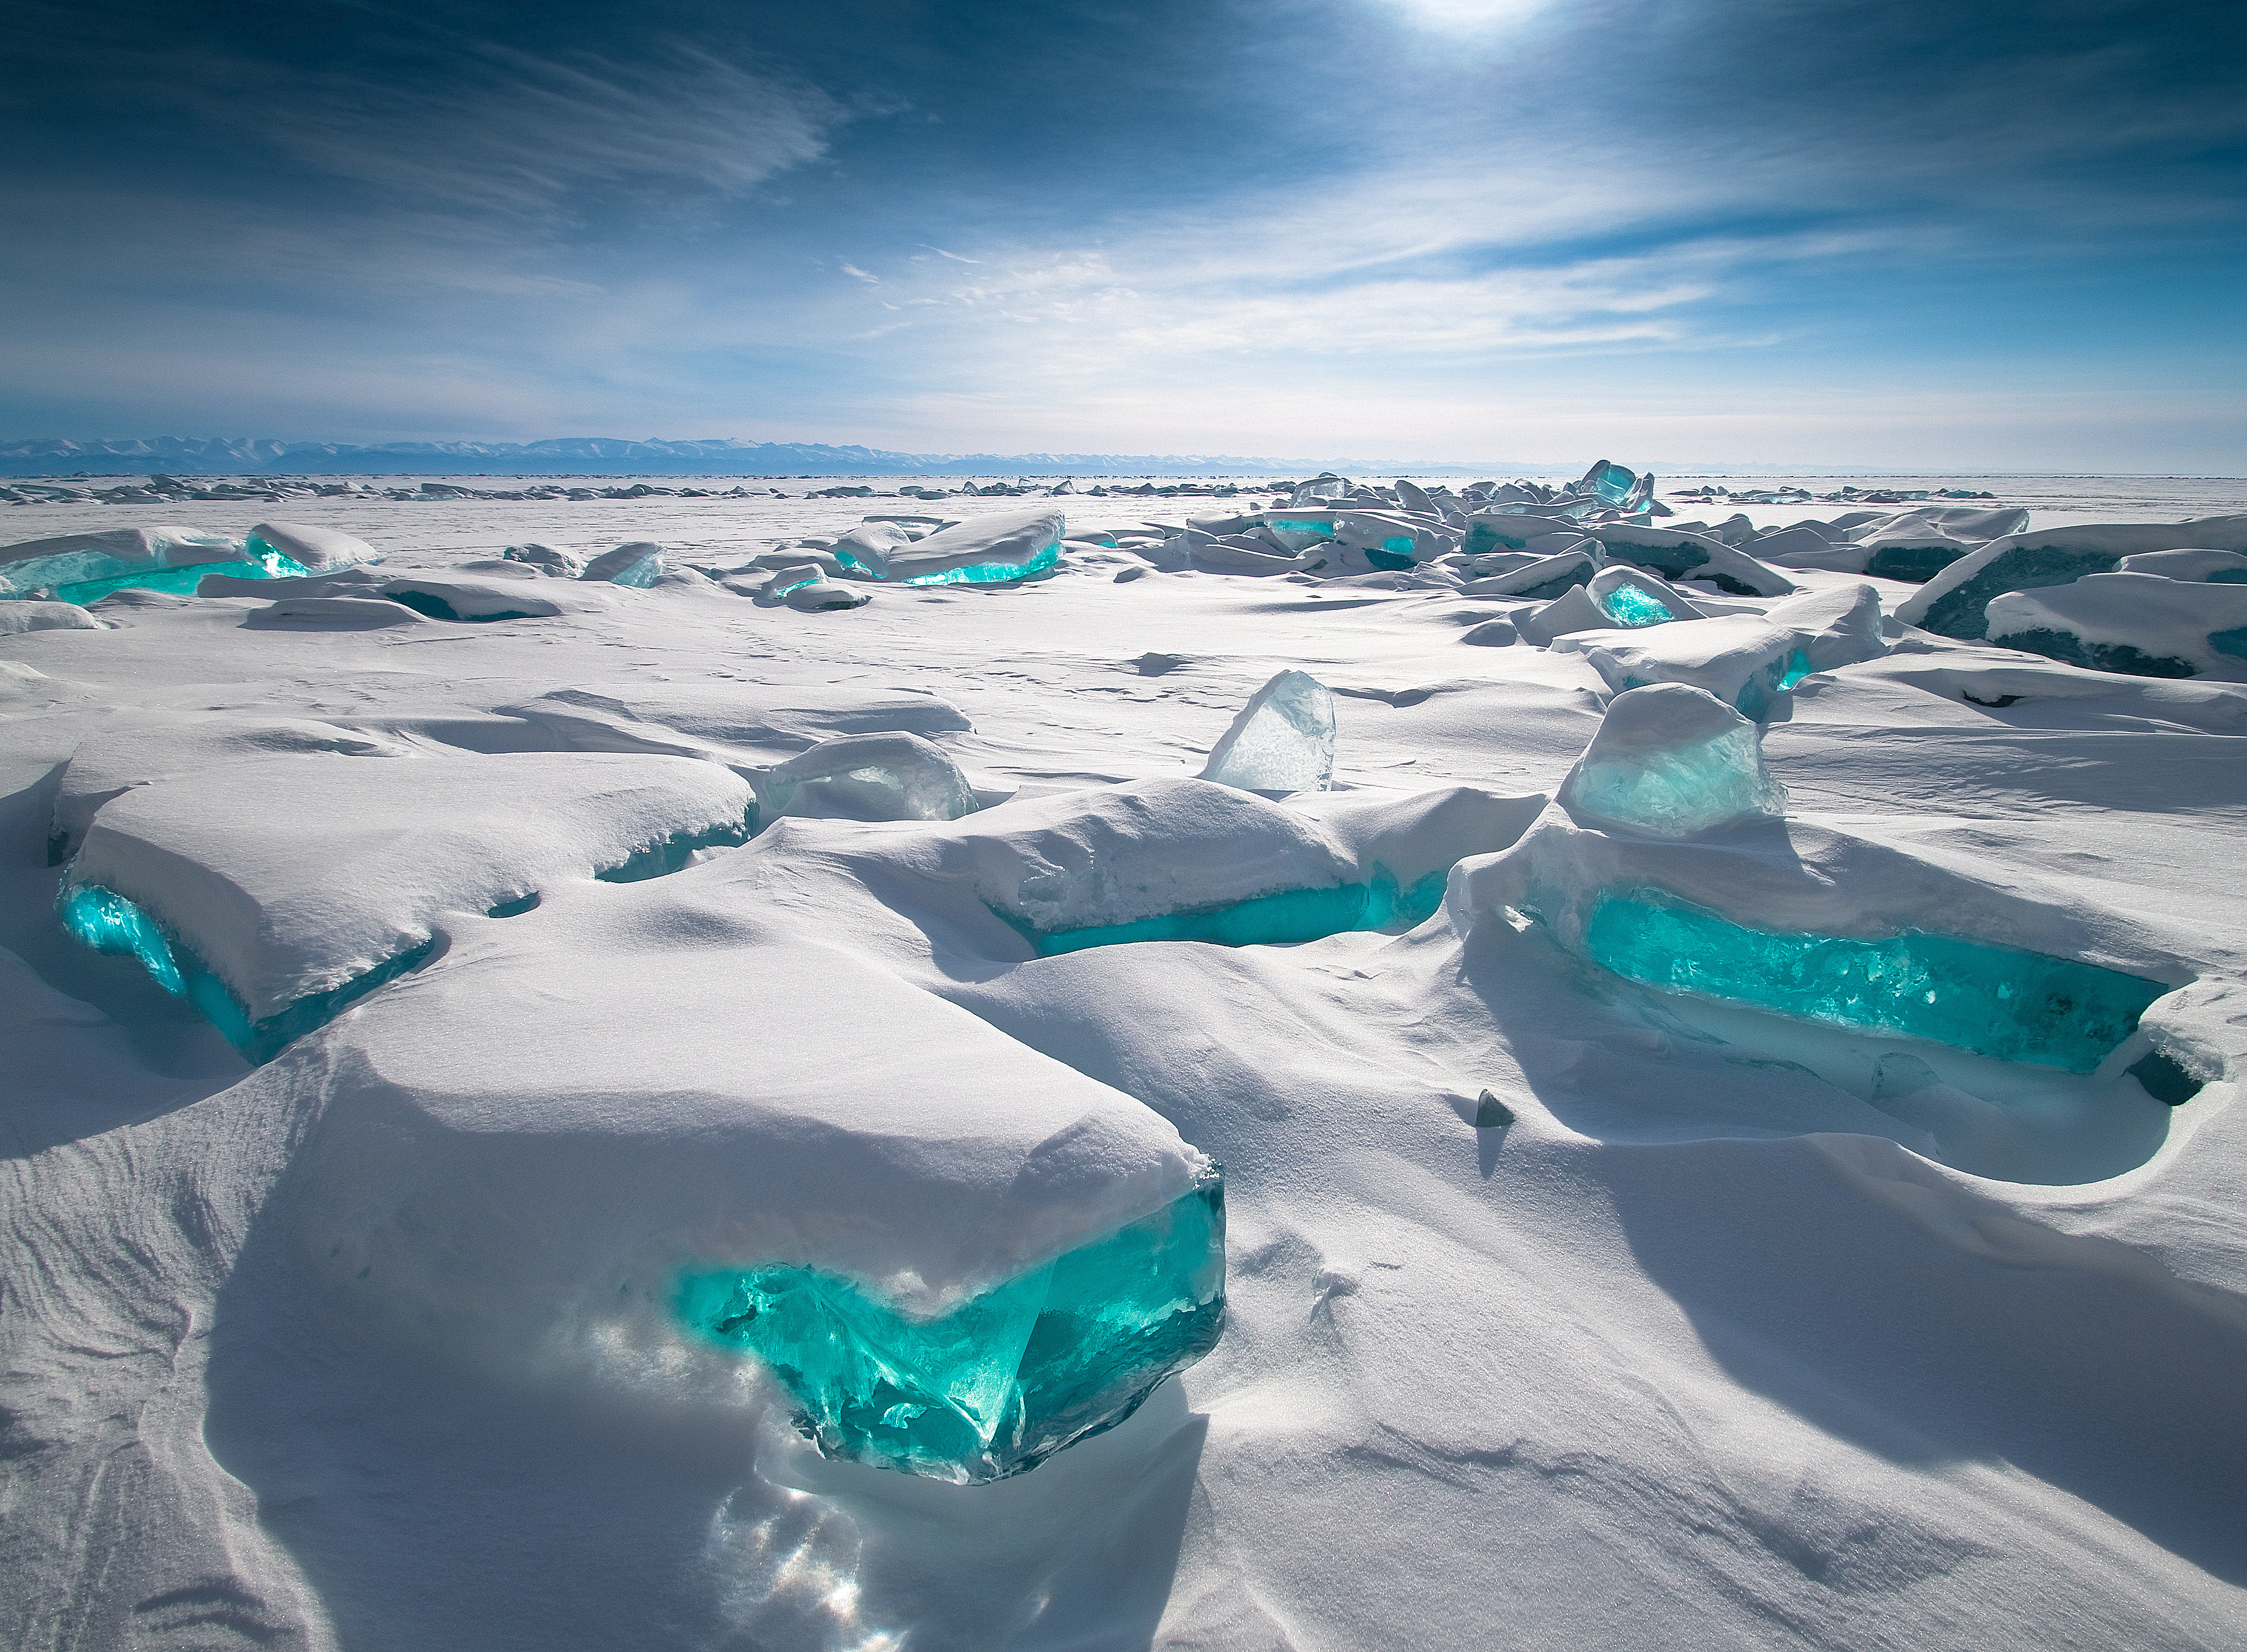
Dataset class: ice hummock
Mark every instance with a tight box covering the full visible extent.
[1985,573,2247,681]
[60,752,754,1058]
[1199,669,1336,793]
[835,507,1065,585]
[1897,516,2247,639]
[678,1166,1224,1483]
[756,732,977,822]
[1558,684,1787,839]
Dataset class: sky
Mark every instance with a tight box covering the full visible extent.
[3,0,2243,470]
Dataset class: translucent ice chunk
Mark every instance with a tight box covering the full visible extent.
[1578,887,2165,1073]
[581,541,666,586]
[678,1167,1225,1482]
[1559,684,1786,838]
[1600,585,1673,626]
[1200,669,1335,793]
[757,732,976,822]
[1581,459,1639,507]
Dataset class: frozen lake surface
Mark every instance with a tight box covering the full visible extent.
[3,472,2244,1651]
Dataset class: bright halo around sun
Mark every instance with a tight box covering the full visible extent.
[1365,0,1554,33]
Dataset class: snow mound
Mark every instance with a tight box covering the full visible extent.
[0,600,103,634]
[63,752,754,1053]
[1986,572,2247,680]
[50,714,418,860]
[1581,525,1799,596]
[1898,516,2247,638]
[757,732,977,822]
[288,890,1212,1360]
[838,506,1064,584]
[245,521,380,572]
[494,682,972,767]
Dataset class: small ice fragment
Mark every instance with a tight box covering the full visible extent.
[1200,669,1336,794]
[1558,683,1787,838]
[757,732,976,822]
[581,541,666,587]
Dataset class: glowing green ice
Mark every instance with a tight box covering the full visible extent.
[60,882,433,1064]
[1015,865,1448,956]
[50,551,312,607]
[1596,584,1675,627]
[678,1168,1225,1482]
[1579,887,2166,1073]
[835,542,1064,585]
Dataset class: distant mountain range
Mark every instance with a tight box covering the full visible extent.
[0,434,1664,479]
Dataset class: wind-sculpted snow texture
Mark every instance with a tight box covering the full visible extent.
[4,471,2247,1652]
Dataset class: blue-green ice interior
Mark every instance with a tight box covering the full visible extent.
[835,542,1062,585]
[1578,887,2166,1073]
[57,883,431,1064]
[30,550,314,607]
[678,1169,1226,1482]
[1596,584,1675,626]
[1011,865,1449,956]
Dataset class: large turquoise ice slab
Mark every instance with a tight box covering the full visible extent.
[1579,887,2165,1073]
[1018,864,1446,955]
[678,1168,1225,1482]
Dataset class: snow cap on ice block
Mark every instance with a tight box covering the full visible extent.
[62,751,754,1059]
[837,506,1064,584]
[245,522,379,573]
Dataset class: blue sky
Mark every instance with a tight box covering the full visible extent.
[3,0,2242,469]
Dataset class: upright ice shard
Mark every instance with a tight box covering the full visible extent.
[1200,670,1336,793]
[1558,684,1786,838]
[1580,459,1639,507]
[757,732,977,822]
[678,1167,1225,1483]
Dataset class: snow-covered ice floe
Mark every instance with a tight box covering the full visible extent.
[6,478,2247,1650]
